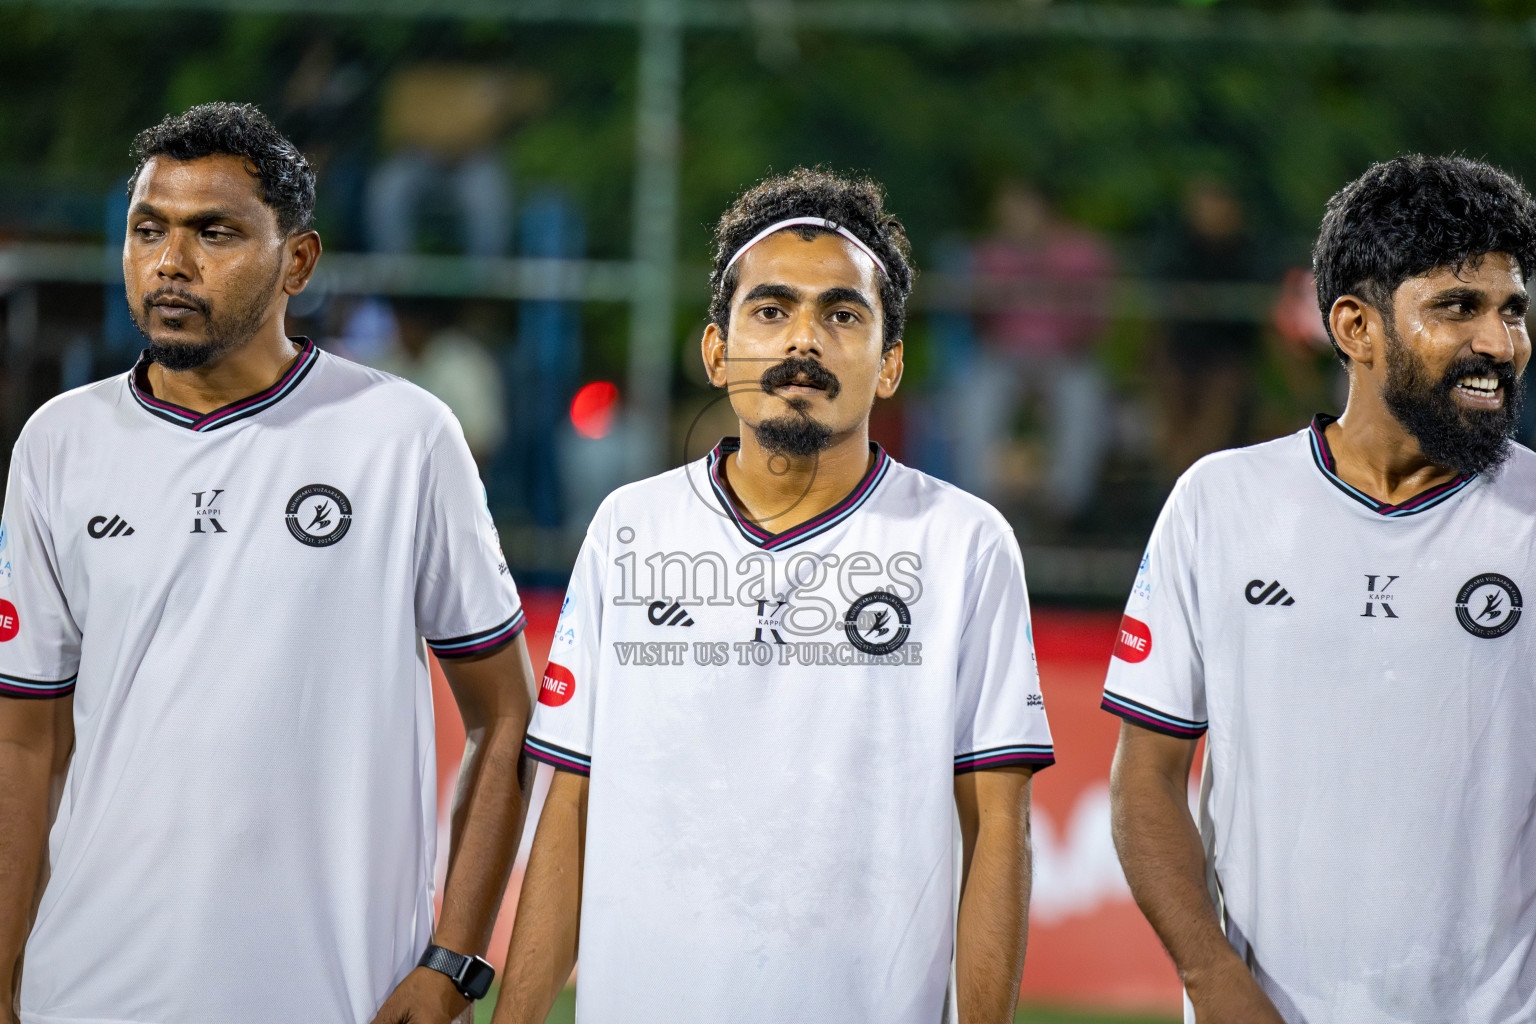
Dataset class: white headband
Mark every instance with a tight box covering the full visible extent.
[722,216,889,279]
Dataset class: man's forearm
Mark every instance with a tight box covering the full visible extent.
[954,768,1033,1024]
[493,771,585,1024]
[1109,754,1240,985]
[0,740,59,1012]
[434,716,535,956]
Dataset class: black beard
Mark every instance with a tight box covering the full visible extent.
[749,356,841,457]
[1380,319,1524,477]
[751,412,834,458]
[131,262,279,372]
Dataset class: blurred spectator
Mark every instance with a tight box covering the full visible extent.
[1154,179,1261,476]
[1256,268,1345,442]
[370,298,507,464]
[280,37,373,251]
[954,181,1116,519]
[365,65,546,257]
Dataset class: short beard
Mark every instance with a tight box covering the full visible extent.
[746,355,841,458]
[1380,317,1524,477]
[751,407,834,458]
[131,261,281,372]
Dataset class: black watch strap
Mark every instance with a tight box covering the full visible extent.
[418,943,496,1001]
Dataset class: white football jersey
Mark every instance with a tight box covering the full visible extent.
[1103,416,1536,1024]
[524,438,1054,1024]
[0,341,524,1024]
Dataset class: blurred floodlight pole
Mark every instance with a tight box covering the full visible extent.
[627,0,683,476]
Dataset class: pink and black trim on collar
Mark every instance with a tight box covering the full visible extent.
[1308,413,1476,517]
[128,338,319,432]
[706,436,891,552]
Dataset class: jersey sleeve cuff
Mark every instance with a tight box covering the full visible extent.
[426,608,527,660]
[1101,690,1208,739]
[954,744,1055,775]
[0,670,78,700]
[523,734,592,776]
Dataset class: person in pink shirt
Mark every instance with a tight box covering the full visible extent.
[961,181,1116,519]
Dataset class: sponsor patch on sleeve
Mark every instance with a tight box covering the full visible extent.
[1112,614,1151,663]
[538,661,576,706]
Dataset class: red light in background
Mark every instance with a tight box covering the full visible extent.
[570,381,620,439]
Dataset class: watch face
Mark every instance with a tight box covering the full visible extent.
[461,956,496,1000]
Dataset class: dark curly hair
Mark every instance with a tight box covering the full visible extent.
[1313,155,1536,365]
[709,167,915,352]
[128,102,316,235]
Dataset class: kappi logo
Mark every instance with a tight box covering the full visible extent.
[1362,574,1399,619]
[191,489,226,534]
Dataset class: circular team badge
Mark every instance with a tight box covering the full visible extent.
[0,599,19,643]
[1455,573,1522,639]
[286,484,352,547]
[843,591,911,656]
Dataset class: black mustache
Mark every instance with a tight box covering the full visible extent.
[142,288,211,318]
[1440,357,1518,391]
[759,358,841,399]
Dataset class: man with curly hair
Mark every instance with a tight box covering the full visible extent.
[0,104,536,1024]
[497,168,1054,1023]
[1107,155,1536,1023]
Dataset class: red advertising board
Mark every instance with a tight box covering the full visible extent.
[430,597,1182,1014]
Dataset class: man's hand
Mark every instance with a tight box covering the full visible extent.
[369,966,473,1024]
[1185,959,1287,1023]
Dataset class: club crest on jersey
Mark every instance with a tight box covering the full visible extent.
[843,591,911,656]
[286,484,352,547]
[1455,573,1522,639]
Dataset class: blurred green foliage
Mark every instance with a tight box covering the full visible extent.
[7,0,1536,379]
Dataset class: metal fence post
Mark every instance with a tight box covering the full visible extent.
[626,0,683,476]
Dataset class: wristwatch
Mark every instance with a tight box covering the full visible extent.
[418,943,497,1001]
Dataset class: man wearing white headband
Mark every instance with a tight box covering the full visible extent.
[497,167,1053,1024]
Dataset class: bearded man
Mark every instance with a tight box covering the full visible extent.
[497,168,1054,1024]
[1105,155,1536,1024]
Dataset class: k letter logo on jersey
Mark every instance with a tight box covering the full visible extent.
[539,662,576,707]
[1362,574,1399,618]
[843,592,911,656]
[286,485,352,547]
[1455,573,1522,639]
[191,490,226,534]
[1113,614,1152,663]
